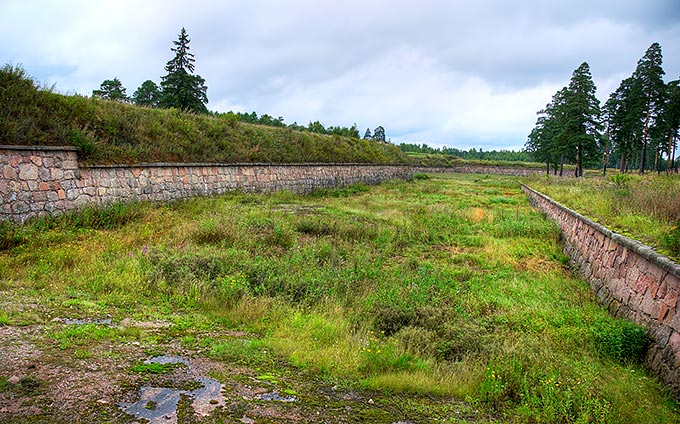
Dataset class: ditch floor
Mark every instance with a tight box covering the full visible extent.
[0,302,490,423]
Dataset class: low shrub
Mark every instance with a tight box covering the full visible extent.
[412,173,431,180]
[591,318,649,362]
[191,219,237,246]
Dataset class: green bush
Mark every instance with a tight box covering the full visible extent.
[592,318,648,362]
[412,173,431,180]
[608,173,632,187]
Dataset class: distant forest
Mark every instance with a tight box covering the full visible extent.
[398,143,533,162]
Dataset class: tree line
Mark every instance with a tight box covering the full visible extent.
[526,42,679,176]
[92,28,387,142]
[399,143,533,162]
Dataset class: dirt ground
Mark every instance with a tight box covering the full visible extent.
[0,314,482,424]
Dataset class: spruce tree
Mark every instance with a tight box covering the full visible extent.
[160,28,208,113]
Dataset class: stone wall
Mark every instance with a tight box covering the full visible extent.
[0,145,412,223]
[1,144,553,223]
[523,184,680,395]
[414,165,545,176]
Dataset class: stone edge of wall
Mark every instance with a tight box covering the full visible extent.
[85,162,412,169]
[0,144,79,152]
[522,183,680,278]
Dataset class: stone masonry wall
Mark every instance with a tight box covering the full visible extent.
[1,145,550,223]
[523,184,680,396]
[413,165,545,176]
[0,145,412,223]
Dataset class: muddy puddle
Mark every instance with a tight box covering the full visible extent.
[119,356,226,424]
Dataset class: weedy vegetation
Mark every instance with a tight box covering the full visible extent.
[1,173,679,422]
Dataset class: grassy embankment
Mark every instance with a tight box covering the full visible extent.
[525,173,680,262]
[1,174,678,423]
[1,64,549,171]
[0,65,405,165]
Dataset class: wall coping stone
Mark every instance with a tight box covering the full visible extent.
[85,162,412,169]
[522,183,680,278]
[0,144,79,152]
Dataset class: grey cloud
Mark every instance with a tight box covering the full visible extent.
[1,0,678,151]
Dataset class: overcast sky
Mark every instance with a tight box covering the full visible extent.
[1,0,679,150]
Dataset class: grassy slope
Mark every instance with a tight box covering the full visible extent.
[1,65,547,170]
[1,174,678,423]
[0,65,406,165]
[524,173,680,262]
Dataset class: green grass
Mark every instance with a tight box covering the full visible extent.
[0,64,406,165]
[1,173,679,422]
[130,362,185,374]
[524,173,680,261]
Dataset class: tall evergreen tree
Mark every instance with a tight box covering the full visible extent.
[562,62,602,177]
[632,42,665,174]
[605,77,645,172]
[160,28,208,113]
[373,126,386,142]
[92,77,128,102]
[526,63,601,177]
[132,80,162,107]
[363,128,372,140]
[526,88,569,175]
[658,79,680,172]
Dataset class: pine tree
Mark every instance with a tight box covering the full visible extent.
[605,77,645,172]
[92,78,128,102]
[160,28,208,113]
[526,63,601,177]
[526,88,568,175]
[658,80,680,172]
[132,80,162,107]
[632,42,665,174]
[562,62,602,177]
[373,126,385,142]
[363,128,372,140]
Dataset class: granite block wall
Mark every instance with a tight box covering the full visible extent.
[0,145,412,223]
[1,145,550,223]
[413,165,545,176]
